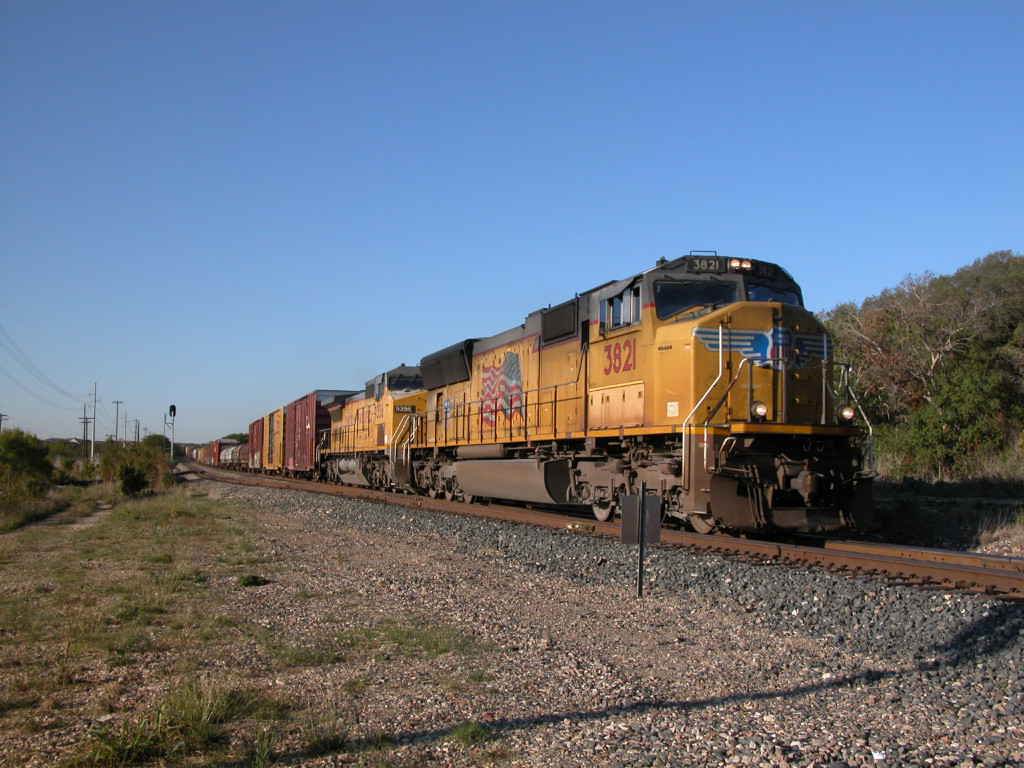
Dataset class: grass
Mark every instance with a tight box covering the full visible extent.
[0,483,503,767]
[237,573,272,587]
[264,635,344,667]
[244,725,280,767]
[0,488,70,531]
[976,504,1024,550]
[0,487,279,766]
[334,619,485,661]
[301,697,355,756]
[448,720,493,745]
[72,678,272,767]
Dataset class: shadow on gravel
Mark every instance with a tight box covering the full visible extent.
[934,600,1024,662]
[246,608,1022,766]
[349,606,1023,753]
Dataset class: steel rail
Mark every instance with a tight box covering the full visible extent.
[184,463,1024,598]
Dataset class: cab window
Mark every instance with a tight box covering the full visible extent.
[601,285,641,331]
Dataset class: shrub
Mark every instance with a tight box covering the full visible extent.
[0,429,53,505]
[100,440,171,496]
[118,463,149,496]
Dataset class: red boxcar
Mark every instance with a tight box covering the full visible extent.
[283,389,354,477]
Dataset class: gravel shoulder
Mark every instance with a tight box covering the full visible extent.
[207,479,1023,767]
[4,477,1023,767]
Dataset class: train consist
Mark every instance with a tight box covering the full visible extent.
[201,253,874,534]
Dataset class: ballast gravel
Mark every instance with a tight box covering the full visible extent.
[206,480,1024,767]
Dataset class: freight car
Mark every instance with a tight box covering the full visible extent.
[219,443,249,471]
[283,390,354,478]
[309,253,872,534]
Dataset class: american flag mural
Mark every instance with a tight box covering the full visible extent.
[481,351,525,426]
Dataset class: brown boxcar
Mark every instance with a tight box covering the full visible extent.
[283,390,354,476]
[248,417,264,471]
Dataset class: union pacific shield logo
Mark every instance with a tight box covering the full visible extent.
[692,327,832,370]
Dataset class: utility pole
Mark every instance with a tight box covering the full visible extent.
[133,420,140,443]
[79,404,91,465]
[0,413,8,434]
[113,400,122,443]
[90,382,97,461]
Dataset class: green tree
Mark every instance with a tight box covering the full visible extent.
[823,271,994,423]
[822,250,1024,480]
[0,429,54,504]
[886,353,1017,479]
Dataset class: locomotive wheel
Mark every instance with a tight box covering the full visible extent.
[592,500,615,522]
[688,511,716,534]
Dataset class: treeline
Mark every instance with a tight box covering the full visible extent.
[822,250,1024,481]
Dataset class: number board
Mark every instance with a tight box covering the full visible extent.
[394,405,415,413]
[687,256,724,274]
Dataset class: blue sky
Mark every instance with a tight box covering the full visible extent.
[1,1,1021,443]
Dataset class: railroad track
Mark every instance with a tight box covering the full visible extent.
[183,463,1024,598]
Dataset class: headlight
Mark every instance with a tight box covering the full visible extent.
[751,401,769,419]
[839,405,856,422]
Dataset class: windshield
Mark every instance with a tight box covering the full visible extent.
[389,374,423,391]
[654,280,737,320]
[746,282,802,306]
[654,278,804,319]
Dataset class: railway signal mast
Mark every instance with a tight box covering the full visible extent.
[165,405,176,461]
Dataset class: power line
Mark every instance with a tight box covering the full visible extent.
[0,322,87,401]
[0,363,82,411]
[0,321,89,421]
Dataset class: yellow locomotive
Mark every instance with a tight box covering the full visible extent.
[315,253,872,533]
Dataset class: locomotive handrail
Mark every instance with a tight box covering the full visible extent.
[826,360,875,469]
[389,412,419,464]
[680,324,728,492]
[698,356,759,474]
[417,375,583,448]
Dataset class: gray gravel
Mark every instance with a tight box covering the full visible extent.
[210,480,1024,767]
